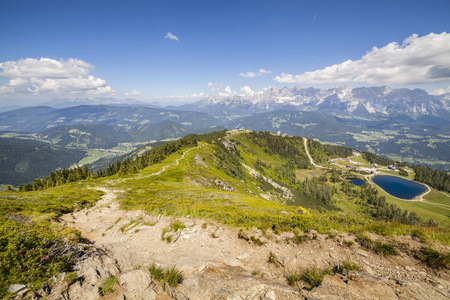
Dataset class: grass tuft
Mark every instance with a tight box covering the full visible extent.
[286,271,301,286]
[149,263,164,281]
[342,260,361,271]
[302,266,331,290]
[164,266,184,287]
[268,252,277,264]
[98,275,117,296]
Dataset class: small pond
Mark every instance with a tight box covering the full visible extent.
[372,175,427,200]
[347,178,366,187]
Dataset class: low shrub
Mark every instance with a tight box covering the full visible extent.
[416,247,450,270]
[0,219,81,297]
[356,233,397,256]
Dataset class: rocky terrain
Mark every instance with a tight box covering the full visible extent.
[9,186,448,300]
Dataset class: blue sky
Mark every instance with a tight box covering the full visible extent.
[0,0,449,105]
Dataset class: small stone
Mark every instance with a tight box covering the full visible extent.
[405,266,414,272]
[156,294,175,300]
[59,272,66,281]
[8,284,27,294]
[172,229,182,243]
[213,227,224,238]
[236,253,250,260]
[265,289,276,300]
[357,250,369,257]
[118,269,152,298]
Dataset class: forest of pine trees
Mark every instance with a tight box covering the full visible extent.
[20,131,227,191]
[308,140,353,163]
[413,165,450,192]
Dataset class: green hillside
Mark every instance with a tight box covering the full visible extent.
[0,138,86,186]
[1,130,449,296]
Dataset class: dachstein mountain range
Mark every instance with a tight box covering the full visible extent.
[0,85,449,185]
[179,85,450,119]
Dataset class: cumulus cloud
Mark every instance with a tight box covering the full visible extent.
[239,71,258,78]
[239,86,255,97]
[124,89,142,96]
[219,85,237,97]
[239,68,273,77]
[259,68,272,74]
[207,82,223,92]
[0,58,114,96]
[274,32,450,85]
[165,32,179,41]
[166,92,204,99]
[431,86,450,95]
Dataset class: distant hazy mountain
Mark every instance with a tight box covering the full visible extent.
[182,86,450,120]
[130,120,189,142]
[38,124,130,149]
[0,105,219,132]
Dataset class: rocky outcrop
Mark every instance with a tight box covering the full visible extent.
[307,272,450,300]
[179,261,300,299]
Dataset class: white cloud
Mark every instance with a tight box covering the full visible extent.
[0,58,114,96]
[239,68,273,77]
[124,89,142,96]
[274,32,450,85]
[431,86,450,95]
[207,82,223,92]
[219,85,237,97]
[166,92,204,99]
[165,32,180,41]
[239,86,255,97]
[239,71,259,78]
[259,68,272,74]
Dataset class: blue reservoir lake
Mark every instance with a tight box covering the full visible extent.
[372,175,427,200]
[347,178,366,187]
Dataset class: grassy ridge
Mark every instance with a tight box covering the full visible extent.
[107,135,449,244]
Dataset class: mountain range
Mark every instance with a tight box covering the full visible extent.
[0,86,448,177]
[180,85,450,120]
